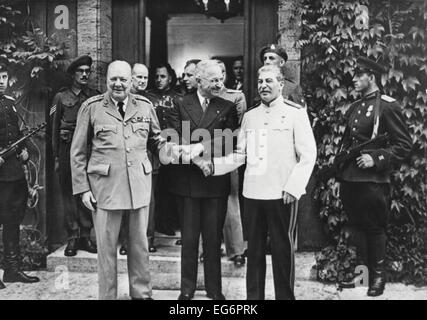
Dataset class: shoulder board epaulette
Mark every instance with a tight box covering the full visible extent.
[58,87,68,92]
[3,95,15,101]
[284,99,303,109]
[226,88,242,93]
[381,95,396,103]
[85,94,104,105]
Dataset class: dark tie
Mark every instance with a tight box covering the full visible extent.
[118,101,125,119]
[202,98,209,112]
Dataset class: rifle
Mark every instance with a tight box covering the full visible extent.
[0,123,47,161]
[317,133,389,182]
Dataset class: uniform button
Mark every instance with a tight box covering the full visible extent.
[352,128,356,131]
[259,157,264,160]
[125,135,130,139]
[127,161,132,167]
[264,122,268,125]
[358,111,361,114]
[355,119,358,123]
[126,148,131,153]
[362,103,365,107]
[260,145,264,148]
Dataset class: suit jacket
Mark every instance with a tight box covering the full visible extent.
[70,92,167,210]
[168,93,238,198]
[218,87,247,123]
[339,92,412,183]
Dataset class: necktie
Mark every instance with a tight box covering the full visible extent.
[202,98,209,112]
[118,101,125,119]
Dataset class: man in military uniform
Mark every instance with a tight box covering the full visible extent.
[148,63,182,237]
[204,65,317,300]
[338,57,412,296]
[259,44,305,106]
[51,55,98,257]
[70,60,176,300]
[0,62,40,288]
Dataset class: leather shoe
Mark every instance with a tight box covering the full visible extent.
[206,292,226,300]
[3,271,40,283]
[119,244,128,255]
[175,239,182,246]
[0,280,5,289]
[148,244,157,253]
[79,237,97,254]
[178,292,194,300]
[64,238,79,257]
[232,254,245,267]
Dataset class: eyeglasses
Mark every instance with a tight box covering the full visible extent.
[76,68,91,74]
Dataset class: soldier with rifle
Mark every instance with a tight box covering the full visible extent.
[0,61,40,289]
[336,57,412,296]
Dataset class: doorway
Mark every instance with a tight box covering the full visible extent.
[112,0,278,102]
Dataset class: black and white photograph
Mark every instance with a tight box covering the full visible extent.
[0,0,426,305]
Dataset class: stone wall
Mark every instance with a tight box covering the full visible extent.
[77,0,112,92]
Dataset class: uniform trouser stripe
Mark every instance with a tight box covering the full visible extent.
[287,201,298,290]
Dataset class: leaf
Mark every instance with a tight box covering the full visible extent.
[402,77,421,92]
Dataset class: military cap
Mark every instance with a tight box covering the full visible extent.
[356,56,387,75]
[66,55,93,74]
[259,44,288,63]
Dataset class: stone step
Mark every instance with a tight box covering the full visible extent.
[47,234,316,290]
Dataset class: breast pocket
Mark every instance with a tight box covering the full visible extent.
[94,124,118,149]
[132,122,150,140]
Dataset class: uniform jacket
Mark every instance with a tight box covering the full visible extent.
[218,87,247,123]
[339,91,412,183]
[51,86,99,158]
[70,93,167,210]
[146,88,182,130]
[213,95,317,200]
[0,94,25,182]
[168,92,239,198]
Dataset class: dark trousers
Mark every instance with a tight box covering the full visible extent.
[58,141,92,239]
[244,198,298,300]
[0,179,28,270]
[340,181,390,266]
[156,166,180,231]
[179,196,227,295]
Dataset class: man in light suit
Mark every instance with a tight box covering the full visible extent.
[70,60,174,300]
[168,60,238,300]
[201,65,317,300]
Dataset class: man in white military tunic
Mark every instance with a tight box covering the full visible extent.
[200,65,317,299]
[70,60,173,300]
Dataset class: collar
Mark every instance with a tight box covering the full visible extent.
[110,96,129,110]
[71,86,82,96]
[361,90,380,101]
[197,90,209,106]
[261,95,284,109]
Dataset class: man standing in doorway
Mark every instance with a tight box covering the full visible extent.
[51,55,98,257]
[229,56,244,91]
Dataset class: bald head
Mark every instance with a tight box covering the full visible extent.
[131,63,149,93]
[107,60,132,102]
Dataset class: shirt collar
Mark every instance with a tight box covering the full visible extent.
[71,86,82,96]
[110,96,129,110]
[197,90,209,106]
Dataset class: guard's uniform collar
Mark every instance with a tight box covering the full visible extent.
[361,90,380,101]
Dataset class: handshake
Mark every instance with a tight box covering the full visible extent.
[171,143,214,177]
